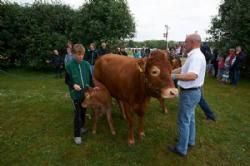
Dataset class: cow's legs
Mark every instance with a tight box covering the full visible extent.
[117,99,127,120]
[137,111,145,140]
[106,108,116,135]
[124,103,135,145]
[136,100,149,140]
[92,109,98,134]
[92,108,104,134]
[158,97,168,113]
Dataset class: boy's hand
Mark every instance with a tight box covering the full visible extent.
[73,84,82,91]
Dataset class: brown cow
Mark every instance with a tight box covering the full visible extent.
[94,50,178,145]
[81,81,116,135]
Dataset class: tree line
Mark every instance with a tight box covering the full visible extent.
[0,0,135,69]
[125,40,177,49]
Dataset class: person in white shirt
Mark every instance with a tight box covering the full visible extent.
[168,33,206,156]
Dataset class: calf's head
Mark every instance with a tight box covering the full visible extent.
[137,50,178,98]
[82,88,97,108]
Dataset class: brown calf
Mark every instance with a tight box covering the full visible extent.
[82,82,116,135]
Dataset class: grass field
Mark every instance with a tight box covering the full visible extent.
[0,69,250,166]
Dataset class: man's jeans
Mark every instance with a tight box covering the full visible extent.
[199,91,216,120]
[176,89,201,155]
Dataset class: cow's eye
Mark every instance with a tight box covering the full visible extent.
[150,66,160,76]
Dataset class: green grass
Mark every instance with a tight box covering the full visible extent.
[0,69,250,166]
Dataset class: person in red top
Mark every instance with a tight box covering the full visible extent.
[217,56,225,81]
[229,48,236,64]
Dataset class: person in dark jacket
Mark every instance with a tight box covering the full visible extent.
[230,46,247,85]
[200,42,212,64]
[236,46,247,70]
[85,43,99,73]
[211,49,219,78]
[65,44,94,144]
[98,42,110,56]
[52,49,64,78]
[120,47,128,56]
[145,48,151,57]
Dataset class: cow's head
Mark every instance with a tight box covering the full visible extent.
[137,50,178,98]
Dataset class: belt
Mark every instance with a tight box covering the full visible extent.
[179,87,201,91]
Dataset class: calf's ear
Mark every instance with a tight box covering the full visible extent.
[85,92,91,99]
[137,58,146,73]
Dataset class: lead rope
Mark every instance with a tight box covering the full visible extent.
[79,64,85,88]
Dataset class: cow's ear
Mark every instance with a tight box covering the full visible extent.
[137,58,146,73]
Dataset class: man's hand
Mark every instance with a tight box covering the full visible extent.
[172,67,181,74]
[171,74,177,81]
[73,84,82,91]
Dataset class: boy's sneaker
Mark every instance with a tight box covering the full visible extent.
[81,127,88,134]
[74,137,82,145]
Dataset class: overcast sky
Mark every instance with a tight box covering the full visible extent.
[12,0,221,41]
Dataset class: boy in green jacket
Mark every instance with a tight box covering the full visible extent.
[65,44,93,144]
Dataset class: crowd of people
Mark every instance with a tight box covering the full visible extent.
[202,44,247,86]
[116,47,151,58]
[132,48,151,58]
[48,41,155,77]
[167,42,247,86]
[48,41,111,77]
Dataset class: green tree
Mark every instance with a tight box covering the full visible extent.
[72,0,135,45]
[208,0,250,54]
[0,0,135,69]
[0,0,75,69]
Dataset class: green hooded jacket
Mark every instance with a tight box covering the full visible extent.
[65,59,93,101]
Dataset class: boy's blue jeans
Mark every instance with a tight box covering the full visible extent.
[176,89,201,155]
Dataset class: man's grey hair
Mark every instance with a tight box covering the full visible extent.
[187,33,202,43]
